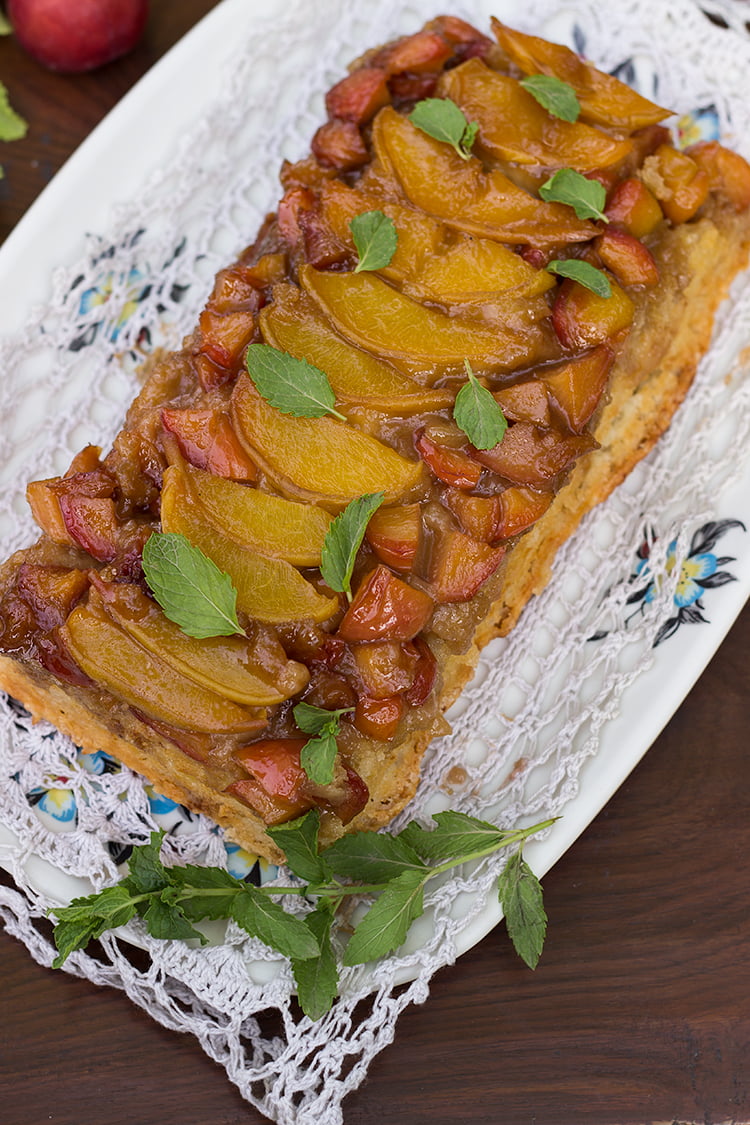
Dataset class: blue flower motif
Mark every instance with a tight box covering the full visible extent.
[677,104,720,149]
[144,784,180,817]
[31,786,77,823]
[77,748,120,775]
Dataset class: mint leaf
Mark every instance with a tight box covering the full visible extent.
[547,259,612,297]
[52,916,103,968]
[143,896,208,944]
[142,532,242,639]
[453,359,507,451]
[498,850,547,969]
[520,74,580,122]
[400,810,508,862]
[343,869,426,965]
[246,343,346,421]
[0,82,27,141]
[232,885,320,960]
[293,702,353,737]
[51,883,138,967]
[169,864,240,921]
[539,167,608,222]
[292,702,353,786]
[291,902,339,1020]
[268,809,333,885]
[125,831,168,894]
[409,97,478,161]
[324,831,428,884]
[320,491,384,600]
[351,210,398,273]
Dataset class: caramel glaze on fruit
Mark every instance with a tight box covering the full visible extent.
[2,15,750,859]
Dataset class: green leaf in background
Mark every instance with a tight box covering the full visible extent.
[142,532,243,639]
[0,81,28,140]
[320,491,384,599]
[547,258,612,297]
[399,809,508,862]
[268,809,333,885]
[520,74,580,122]
[351,210,398,272]
[409,97,478,160]
[246,343,346,420]
[169,864,241,922]
[124,830,169,894]
[497,850,547,969]
[143,896,208,944]
[343,868,426,965]
[453,359,508,450]
[232,885,320,961]
[324,830,428,885]
[291,902,340,1021]
[539,167,608,222]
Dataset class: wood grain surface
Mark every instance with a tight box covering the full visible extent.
[1,4,749,1123]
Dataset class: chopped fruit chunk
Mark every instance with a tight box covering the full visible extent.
[473,422,597,485]
[443,489,501,542]
[427,15,491,48]
[493,379,551,426]
[62,595,266,734]
[372,107,596,246]
[365,503,422,572]
[277,186,315,248]
[403,636,438,705]
[429,530,505,603]
[232,374,425,510]
[325,67,390,124]
[209,265,264,313]
[594,229,659,288]
[160,466,339,624]
[374,30,453,75]
[352,639,419,698]
[688,141,750,212]
[338,565,434,642]
[440,59,633,171]
[492,20,671,130]
[58,495,120,562]
[173,462,332,568]
[197,307,257,370]
[541,346,614,432]
[16,564,88,631]
[91,579,309,706]
[354,695,404,741]
[415,431,483,490]
[26,479,74,545]
[161,409,258,482]
[495,486,553,539]
[312,119,368,171]
[605,177,663,237]
[552,276,634,350]
[641,144,710,224]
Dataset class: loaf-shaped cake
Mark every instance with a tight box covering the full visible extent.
[1,16,749,863]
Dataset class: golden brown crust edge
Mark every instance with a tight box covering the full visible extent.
[1,205,749,862]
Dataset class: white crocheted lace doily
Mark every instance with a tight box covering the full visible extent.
[2,1,750,1122]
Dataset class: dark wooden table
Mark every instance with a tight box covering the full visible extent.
[1,5,749,1123]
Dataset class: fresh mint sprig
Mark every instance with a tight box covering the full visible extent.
[453,359,508,451]
[320,491,384,600]
[539,167,608,222]
[292,702,354,786]
[142,532,243,639]
[246,343,347,421]
[409,97,479,161]
[520,74,580,122]
[547,258,612,297]
[351,210,398,273]
[50,812,555,1019]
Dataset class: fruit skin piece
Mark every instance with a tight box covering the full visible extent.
[338,565,434,642]
[552,276,634,351]
[160,465,339,625]
[61,594,266,735]
[428,530,505,603]
[365,503,421,573]
[8,0,149,73]
[231,374,426,511]
[90,577,309,707]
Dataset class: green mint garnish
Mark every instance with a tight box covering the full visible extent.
[142,532,243,639]
[246,343,346,421]
[453,359,508,450]
[292,702,354,786]
[497,849,548,969]
[409,97,479,161]
[539,167,608,222]
[320,491,384,600]
[520,74,580,122]
[547,259,612,297]
[351,210,398,272]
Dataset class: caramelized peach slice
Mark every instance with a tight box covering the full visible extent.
[16,564,88,631]
[354,695,404,741]
[175,461,332,567]
[338,565,434,642]
[365,503,421,572]
[260,283,452,412]
[160,466,338,624]
[92,580,309,706]
[605,177,663,237]
[688,141,750,211]
[495,486,552,539]
[62,597,266,734]
[595,229,659,288]
[552,276,634,351]
[493,379,551,426]
[300,264,548,375]
[232,375,425,510]
[541,346,614,432]
[429,530,505,603]
[27,479,74,545]
[473,422,596,485]
[440,59,633,171]
[492,20,671,131]
[372,106,596,246]
[161,409,258,482]
[415,431,482,490]
[641,144,710,224]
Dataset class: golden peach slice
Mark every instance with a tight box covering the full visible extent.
[160,466,338,623]
[492,20,671,131]
[62,596,266,734]
[371,106,596,246]
[299,264,548,375]
[260,283,452,411]
[92,580,308,706]
[176,460,332,567]
[231,374,426,510]
[440,60,633,171]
